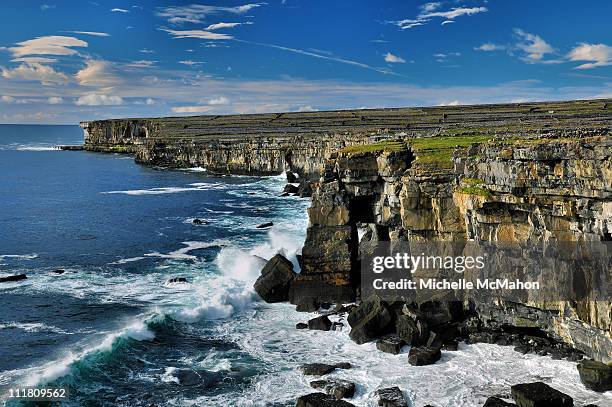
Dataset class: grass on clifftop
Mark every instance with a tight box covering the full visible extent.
[409,135,492,170]
[337,140,407,155]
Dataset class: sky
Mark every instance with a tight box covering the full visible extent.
[0,0,611,124]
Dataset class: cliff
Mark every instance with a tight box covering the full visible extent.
[78,99,612,362]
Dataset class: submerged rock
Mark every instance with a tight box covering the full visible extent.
[310,378,356,399]
[0,274,27,283]
[577,360,612,392]
[253,254,296,302]
[283,184,299,194]
[296,393,356,407]
[256,222,274,229]
[510,382,573,407]
[192,218,208,225]
[347,298,393,344]
[407,347,441,366]
[376,386,408,407]
[300,362,351,376]
[308,315,332,331]
[296,322,308,330]
[51,269,66,274]
[167,277,188,284]
[286,170,298,183]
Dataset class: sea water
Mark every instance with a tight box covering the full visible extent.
[0,125,610,406]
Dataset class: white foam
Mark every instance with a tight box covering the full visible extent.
[109,256,146,265]
[145,240,228,261]
[102,183,226,195]
[181,167,208,172]
[0,253,38,260]
[0,143,60,151]
[0,322,70,334]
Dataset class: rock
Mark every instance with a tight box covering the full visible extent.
[296,298,320,312]
[167,277,188,284]
[310,379,355,399]
[296,323,308,329]
[376,386,408,407]
[51,269,65,274]
[256,222,274,229]
[426,331,444,350]
[0,274,27,283]
[510,382,573,407]
[286,170,298,183]
[296,393,356,407]
[331,322,344,331]
[308,315,332,331]
[577,360,612,392]
[253,254,296,302]
[395,315,420,345]
[283,184,299,194]
[483,397,517,407]
[280,192,290,197]
[376,335,405,355]
[300,362,351,376]
[408,347,441,366]
[192,218,208,225]
[171,369,220,387]
[347,298,394,344]
[442,340,459,351]
[298,181,313,197]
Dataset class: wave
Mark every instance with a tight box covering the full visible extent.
[0,253,38,260]
[0,322,70,334]
[144,240,228,261]
[0,143,60,151]
[102,182,227,195]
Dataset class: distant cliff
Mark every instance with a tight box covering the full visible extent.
[80,99,612,362]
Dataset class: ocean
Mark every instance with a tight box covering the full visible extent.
[1,125,610,407]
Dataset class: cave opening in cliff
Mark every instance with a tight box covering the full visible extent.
[349,196,376,224]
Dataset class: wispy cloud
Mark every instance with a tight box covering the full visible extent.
[11,57,58,64]
[208,96,229,105]
[139,49,155,54]
[8,35,87,57]
[160,28,233,40]
[67,31,110,37]
[1,63,68,85]
[172,105,213,113]
[179,60,205,66]
[513,29,561,64]
[474,42,505,52]
[206,22,251,30]
[384,52,405,63]
[111,8,129,13]
[568,43,612,69]
[125,60,157,69]
[40,4,55,11]
[75,94,123,105]
[75,60,121,87]
[47,96,63,104]
[390,5,487,30]
[157,3,264,24]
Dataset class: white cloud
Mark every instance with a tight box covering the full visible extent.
[438,100,462,106]
[514,29,555,63]
[171,105,213,113]
[391,6,487,30]
[67,31,110,37]
[41,4,55,11]
[9,35,87,57]
[47,96,63,104]
[297,105,317,112]
[421,7,487,20]
[160,28,233,40]
[75,94,123,106]
[139,49,155,54]
[208,96,229,105]
[111,8,129,13]
[125,60,157,69]
[206,22,248,30]
[441,20,454,26]
[384,52,406,63]
[11,57,58,64]
[179,60,205,66]
[75,60,120,87]
[568,43,612,69]
[1,95,15,103]
[475,42,505,52]
[146,98,155,105]
[421,2,441,13]
[157,3,264,24]
[1,63,68,85]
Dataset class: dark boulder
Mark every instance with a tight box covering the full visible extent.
[192,218,208,225]
[51,269,66,274]
[376,335,405,355]
[296,298,320,312]
[286,170,298,183]
[310,379,355,399]
[0,274,27,283]
[283,184,300,194]
[348,298,393,344]
[483,397,517,407]
[426,331,444,350]
[296,393,356,407]
[395,315,420,345]
[442,340,459,351]
[577,360,612,392]
[300,362,351,376]
[510,382,573,407]
[408,347,441,366]
[376,386,408,407]
[296,323,308,330]
[253,254,296,302]
[308,315,332,331]
[256,222,274,229]
[167,277,188,284]
[419,301,464,327]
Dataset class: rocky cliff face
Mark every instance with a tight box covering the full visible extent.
[299,135,612,362]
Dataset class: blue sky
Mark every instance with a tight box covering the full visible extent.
[0,0,611,123]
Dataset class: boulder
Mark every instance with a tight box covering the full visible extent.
[51,269,66,274]
[395,315,420,345]
[296,393,356,407]
[253,254,296,302]
[442,340,459,351]
[331,322,344,331]
[308,315,332,331]
[425,331,444,350]
[408,347,441,366]
[167,277,188,284]
[296,298,320,312]
[577,360,612,392]
[310,379,356,399]
[192,218,208,225]
[283,184,300,194]
[348,298,393,344]
[286,170,298,183]
[298,181,313,197]
[0,274,27,283]
[376,386,408,407]
[376,335,405,355]
[256,222,274,229]
[296,323,308,329]
[510,382,573,407]
[300,362,351,376]
[483,397,517,407]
